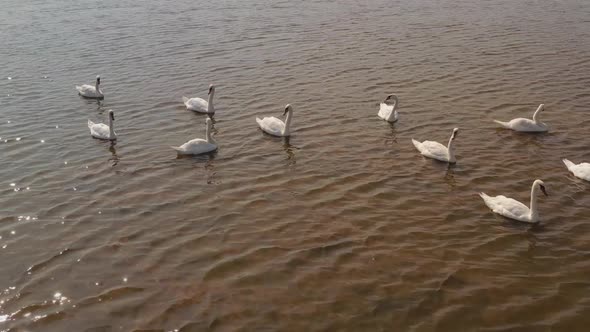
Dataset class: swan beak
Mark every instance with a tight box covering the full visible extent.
[540,185,548,196]
[110,113,115,121]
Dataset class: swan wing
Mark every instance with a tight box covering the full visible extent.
[564,160,590,181]
[174,138,217,155]
[503,118,548,132]
[416,140,449,161]
[378,103,397,122]
[185,97,208,113]
[76,84,96,95]
[256,116,285,136]
[89,123,111,139]
[76,84,94,94]
[480,193,530,221]
[77,84,102,98]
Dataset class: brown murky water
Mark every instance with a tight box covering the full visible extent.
[2,0,590,330]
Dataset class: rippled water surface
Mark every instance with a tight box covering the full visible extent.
[2,0,590,330]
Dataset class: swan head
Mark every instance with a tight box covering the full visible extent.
[383,93,397,104]
[283,104,293,116]
[537,104,545,112]
[451,128,459,140]
[534,179,548,196]
[108,110,114,121]
[96,75,101,84]
[208,84,215,95]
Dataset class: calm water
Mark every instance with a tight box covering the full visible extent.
[2,0,590,330]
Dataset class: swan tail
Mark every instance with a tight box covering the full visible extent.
[562,159,575,170]
[76,86,83,93]
[256,117,263,126]
[493,120,510,128]
[479,192,490,199]
[411,139,423,152]
[171,146,184,153]
[87,119,94,128]
[182,96,189,104]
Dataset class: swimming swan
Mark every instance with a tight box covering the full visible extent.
[88,110,116,140]
[171,118,217,155]
[182,85,215,114]
[377,94,399,122]
[493,104,548,132]
[412,128,459,163]
[76,75,104,99]
[256,104,293,137]
[479,179,548,223]
[563,159,590,181]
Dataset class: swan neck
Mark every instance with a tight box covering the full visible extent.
[529,183,540,221]
[532,105,542,123]
[207,91,214,113]
[283,109,293,135]
[108,116,115,139]
[391,96,399,110]
[387,96,399,121]
[447,136,455,162]
[206,122,215,144]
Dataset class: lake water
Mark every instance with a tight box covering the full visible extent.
[2,0,590,330]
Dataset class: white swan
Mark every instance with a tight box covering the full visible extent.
[88,110,116,140]
[377,94,399,122]
[412,128,459,163]
[480,179,548,223]
[256,104,293,137]
[563,159,590,181]
[494,104,548,132]
[76,75,104,99]
[171,118,217,155]
[182,85,215,114]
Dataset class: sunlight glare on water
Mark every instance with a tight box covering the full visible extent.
[1,0,590,330]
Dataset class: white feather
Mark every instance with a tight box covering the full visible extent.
[377,94,399,123]
[411,128,459,163]
[88,110,116,140]
[183,85,215,114]
[493,104,548,132]
[480,179,547,223]
[257,105,294,137]
[563,159,590,181]
[172,118,217,155]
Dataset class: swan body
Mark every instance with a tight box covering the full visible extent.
[76,75,103,99]
[88,110,116,140]
[183,85,215,113]
[378,94,399,122]
[480,179,548,223]
[563,159,590,181]
[493,104,548,132]
[256,104,293,137]
[171,118,217,155]
[412,128,459,163]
